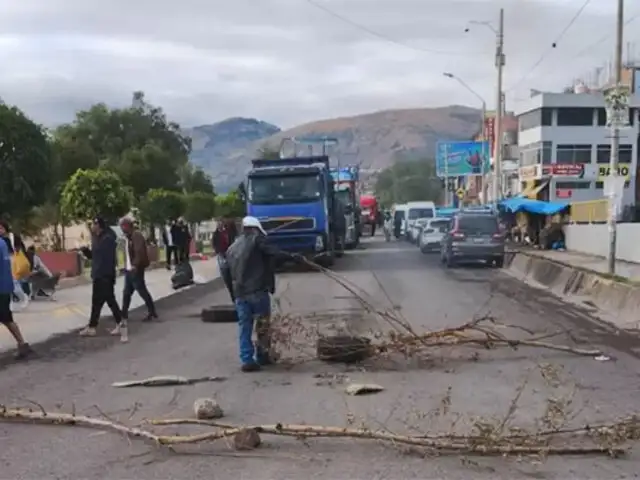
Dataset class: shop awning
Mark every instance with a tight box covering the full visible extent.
[520,180,549,200]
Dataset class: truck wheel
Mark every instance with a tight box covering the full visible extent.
[335,236,345,258]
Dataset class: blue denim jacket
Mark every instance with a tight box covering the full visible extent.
[0,239,14,294]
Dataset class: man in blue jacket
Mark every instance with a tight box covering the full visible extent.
[0,233,32,359]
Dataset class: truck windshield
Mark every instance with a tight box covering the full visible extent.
[249,174,322,205]
[335,189,351,207]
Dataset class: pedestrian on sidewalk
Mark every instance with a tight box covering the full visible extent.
[0,234,33,359]
[79,217,125,339]
[119,217,158,323]
[0,221,30,311]
[226,216,301,372]
[212,217,238,302]
[176,217,191,263]
[162,219,179,270]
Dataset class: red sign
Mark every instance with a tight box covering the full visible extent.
[542,164,584,177]
[484,117,496,157]
[556,189,573,199]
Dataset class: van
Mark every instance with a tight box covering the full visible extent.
[391,204,408,238]
[405,201,436,238]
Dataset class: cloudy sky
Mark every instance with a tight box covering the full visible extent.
[0,0,635,129]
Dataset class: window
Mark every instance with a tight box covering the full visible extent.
[408,208,434,219]
[429,219,449,233]
[456,215,499,234]
[519,141,552,166]
[555,181,591,189]
[556,107,594,126]
[596,144,633,164]
[518,108,553,132]
[248,174,322,205]
[597,107,635,126]
[556,144,592,164]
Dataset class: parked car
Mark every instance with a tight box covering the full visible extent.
[419,218,450,253]
[408,218,429,244]
[440,213,505,268]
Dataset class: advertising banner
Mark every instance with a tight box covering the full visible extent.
[583,163,631,181]
[436,141,491,177]
[542,164,584,178]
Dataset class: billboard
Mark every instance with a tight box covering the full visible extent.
[436,141,491,177]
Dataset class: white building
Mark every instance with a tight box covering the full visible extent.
[515,91,640,207]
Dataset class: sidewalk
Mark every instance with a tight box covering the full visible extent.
[0,260,221,354]
[515,248,640,281]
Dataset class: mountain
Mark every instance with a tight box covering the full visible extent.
[187,106,481,190]
[185,117,281,189]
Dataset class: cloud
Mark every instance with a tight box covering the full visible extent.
[0,0,635,128]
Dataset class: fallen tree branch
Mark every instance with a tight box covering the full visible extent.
[0,406,628,456]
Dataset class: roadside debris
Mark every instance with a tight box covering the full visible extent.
[193,398,224,419]
[345,383,384,396]
[111,375,226,388]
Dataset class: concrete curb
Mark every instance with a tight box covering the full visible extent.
[506,251,640,331]
[0,275,226,370]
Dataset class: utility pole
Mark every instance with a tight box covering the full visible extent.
[607,0,625,275]
[492,8,505,205]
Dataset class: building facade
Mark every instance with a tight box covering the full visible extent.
[515,92,640,206]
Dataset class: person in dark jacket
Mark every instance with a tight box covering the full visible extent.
[78,217,124,337]
[119,217,157,323]
[212,217,238,301]
[226,216,300,372]
[176,217,191,262]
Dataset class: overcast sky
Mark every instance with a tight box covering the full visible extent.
[0,0,635,129]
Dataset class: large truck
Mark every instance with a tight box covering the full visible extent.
[359,194,379,236]
[246,154,344,267]
[330,166,361,249]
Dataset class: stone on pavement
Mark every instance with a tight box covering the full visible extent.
[193,397,224,419]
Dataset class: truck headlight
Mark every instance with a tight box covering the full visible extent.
[315,235,324,251]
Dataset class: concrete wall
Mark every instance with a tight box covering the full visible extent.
[565,223,640,263]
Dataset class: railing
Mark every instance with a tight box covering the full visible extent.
[569,199,608,224]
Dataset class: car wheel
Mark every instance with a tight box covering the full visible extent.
[445,254,455,268]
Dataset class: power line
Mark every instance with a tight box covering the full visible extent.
[302,0,482,57]
[505,0,593,92]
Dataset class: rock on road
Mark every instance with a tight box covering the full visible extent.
[2,237,640,479]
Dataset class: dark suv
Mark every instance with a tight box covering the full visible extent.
[440,213,505,268]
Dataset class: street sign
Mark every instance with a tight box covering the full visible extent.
[456,188,465,199]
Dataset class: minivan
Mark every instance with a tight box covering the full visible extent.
[441,213,505,267]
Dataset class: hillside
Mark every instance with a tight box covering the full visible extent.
[188,106,481,190]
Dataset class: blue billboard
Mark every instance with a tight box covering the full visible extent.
[436,141,490,177]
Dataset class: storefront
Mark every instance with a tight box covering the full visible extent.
[518,164,549,200]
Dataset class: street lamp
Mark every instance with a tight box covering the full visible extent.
[443,72,487,203]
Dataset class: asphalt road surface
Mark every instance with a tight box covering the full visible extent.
[2,236,640,479]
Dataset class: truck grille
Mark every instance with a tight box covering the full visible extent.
[262,217,315,232]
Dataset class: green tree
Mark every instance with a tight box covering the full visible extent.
[61,169,133,224]
[184,192,217,225]
[0,104,53,219]
[215,191,245,218]
[138,189,186,225]
[178,163,215,194]
[374,158,443,206]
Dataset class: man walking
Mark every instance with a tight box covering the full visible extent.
[0,230,33,359]
[212,217,238,301]
[176,217,191,263]
[226,216,300,372]
[79,217,125,339]
[119,217,158,322]
[162,219,179,270]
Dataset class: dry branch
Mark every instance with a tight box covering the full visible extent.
[0,405,631,457]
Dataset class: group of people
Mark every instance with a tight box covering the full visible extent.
[161,218,192,269]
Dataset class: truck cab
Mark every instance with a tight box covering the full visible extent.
[330,166,361,249]
[246,155,342,266]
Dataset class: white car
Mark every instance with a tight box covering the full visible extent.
[408,218,429,244]
[419,218,450,253]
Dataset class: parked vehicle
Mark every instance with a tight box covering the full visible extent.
[331,166,361,249]
[419,218,450,253]
[392,204,408,238]
[440,213,505,268]
[405,201,436,240]
[408,218,429,244]
[360,194,379,236]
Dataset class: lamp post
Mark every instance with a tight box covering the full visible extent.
[443,72,487,203]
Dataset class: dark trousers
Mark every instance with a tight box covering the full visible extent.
[177,243,189,262]
[122,269,156,318]
[165,246,177,268]
[89,276,122,327]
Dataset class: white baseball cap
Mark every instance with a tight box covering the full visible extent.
[242,216,267,235]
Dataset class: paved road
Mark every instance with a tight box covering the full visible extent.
[2,237,640,479]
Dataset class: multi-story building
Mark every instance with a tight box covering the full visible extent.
[515,90,640,207]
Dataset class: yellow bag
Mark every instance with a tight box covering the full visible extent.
[11,250,31,280]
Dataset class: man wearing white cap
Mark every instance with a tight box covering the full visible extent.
[226,216,301,372]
